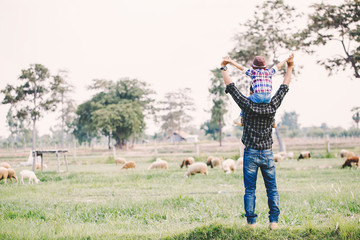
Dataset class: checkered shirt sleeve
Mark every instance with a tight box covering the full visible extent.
[225,83,289,150]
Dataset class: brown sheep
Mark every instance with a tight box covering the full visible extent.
[115,157,126,165]
[206,156,223,168]
[0,167,9,184]
[274,154,283,163]
[340,149,355,158]
[121,161,136,170]
[0,162,11,168]
[298,151,311,160]
[7,168,18,183]
[342,156,359,168]
[180,157,194,168]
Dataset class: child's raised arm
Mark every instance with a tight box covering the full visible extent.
[223,56,245,71]
[276,53,294,69]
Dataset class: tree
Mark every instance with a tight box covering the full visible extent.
[158,88,195,138]
[51,70,76,148]
[205,69,228,146]
[73,78,154,149]
[280,111,300,130]
[1,64,59,156]
[229,0,302,92]
[301,0,360,78]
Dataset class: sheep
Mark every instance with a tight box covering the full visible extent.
[121,161,136,170]
[236,157,243,169]
[342,156,359,168]
[19,170,40,184]
[298,151,311,160]
[340,149,355,158]
[206,156,223,168]
[0,167,9,184]
[274,153,283,163]
[287,152,294,160]
[35,163,48,170]
[0,162,11,168]
[7,168,18,183]
[148,158,168,170]
[180,157,195,168]
[184,162,208,178]
[222,159,235,174]
[115,157,126,165]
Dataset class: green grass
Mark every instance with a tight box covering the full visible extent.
[0,154,359,239]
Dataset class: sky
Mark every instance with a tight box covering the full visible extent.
[0,0,358,138]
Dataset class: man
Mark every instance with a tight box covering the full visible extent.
[220,54,294,230]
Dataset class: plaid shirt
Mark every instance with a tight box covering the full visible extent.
[225,83,289,150]
[245,67,277,93]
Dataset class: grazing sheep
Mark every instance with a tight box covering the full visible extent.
[148,158,168,170]
[342,156,359,168]
[115,157,126,165]
[35,163,48,170]
[340,149,355,158]
[184,162,208,178]
[236,157,243,169]
[121,161,136,170]
[7,168,18,183]
[20,170,40,184]
[180,157,195,168]
[274,153,283,163]
[287,152,294,160]
[0,162,11,168]
[0,167,9,184]
[206,156,223,168]
[298,151,311,160]
[222,159,235,174]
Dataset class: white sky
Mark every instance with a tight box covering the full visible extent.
[0,0,358,138]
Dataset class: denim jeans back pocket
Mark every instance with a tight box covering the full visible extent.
[265,152,275,168]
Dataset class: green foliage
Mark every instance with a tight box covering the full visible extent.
[301,0,360,78]
[158,88,195,136]
[202,69,228,145]
[230,0,302,92]
[73,78,154,148]
[280,111,300,130]
[1,64,60,150]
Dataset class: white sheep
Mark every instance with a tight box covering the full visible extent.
[115,157,126,165]
[236,157,243,169]
[20,170,40,184]
[35,163,48,170]
[184,162,208,178]
[340,149,355,158]
[222,159,235,174]
[148,158,168,170]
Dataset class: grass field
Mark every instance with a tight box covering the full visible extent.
[0,141,360,239]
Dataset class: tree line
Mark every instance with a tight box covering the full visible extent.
[1,0,359,149]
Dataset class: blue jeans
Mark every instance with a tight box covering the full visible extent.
[243,148,280,224]
[240,92,271,117]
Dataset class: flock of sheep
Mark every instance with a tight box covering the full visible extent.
[115,155,243,177]
[0,162,40,184]
[0,149,358,184]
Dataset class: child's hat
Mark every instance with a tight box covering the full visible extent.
[251,56,267,68]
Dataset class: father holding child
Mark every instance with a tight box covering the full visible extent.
[220,53,294,230]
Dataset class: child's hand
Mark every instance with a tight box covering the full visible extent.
[287,53,294,67]
[222,56,233,64]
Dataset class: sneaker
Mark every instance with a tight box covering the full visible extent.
[247,223,256,229]
[269,222,278,230]
[233,116,243,127]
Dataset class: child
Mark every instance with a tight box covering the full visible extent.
[223,54,293,127]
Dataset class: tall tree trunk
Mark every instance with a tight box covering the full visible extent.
[61,93,64,149]
[219,117,222,147]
